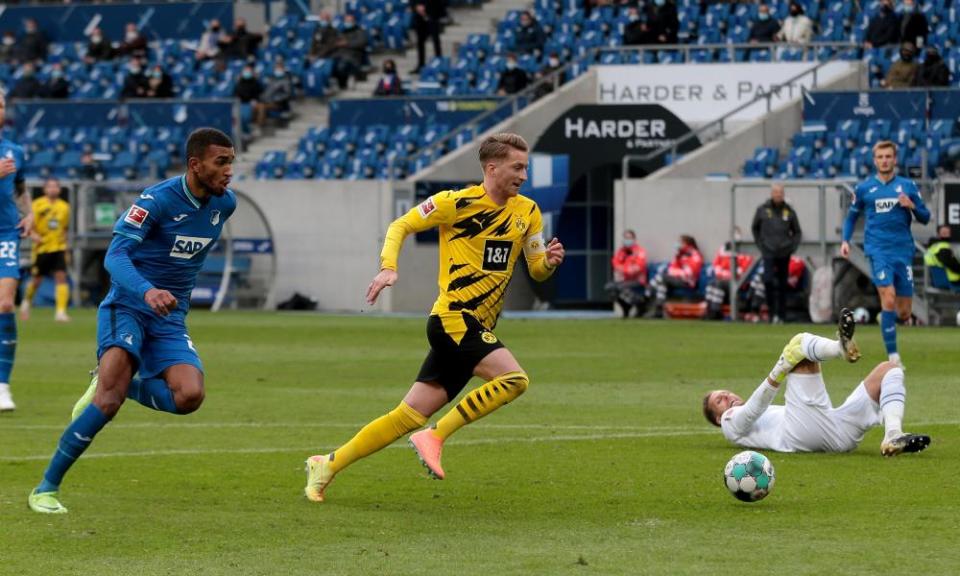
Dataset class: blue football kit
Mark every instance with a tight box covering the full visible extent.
[0,137,26,279]
[843,175,930,298]
[98,174,237,378]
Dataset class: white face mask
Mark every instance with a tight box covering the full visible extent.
[623,238,635,247]
[126,30,138,42]
[549,58,559,67]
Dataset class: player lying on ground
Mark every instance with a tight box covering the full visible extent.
[702,308,930,456]
[304,133,564,503]
[27,128,237,514]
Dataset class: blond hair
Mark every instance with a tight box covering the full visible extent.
[872,140,897,155]
[478,133,529,165]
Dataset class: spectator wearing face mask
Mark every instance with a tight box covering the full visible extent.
[605,229,648,318]
[776,2,814,44]
[914,45,950,87]
[331,14,368,90]
[0,31,17,64]
[145,65,174,98]
[121,59,149,99]
[865,0,900,49]
[43,63,70,99]
[310,11,339,61]
[259,60,294,125]
[884,41,918,88]
[85,27,115,63]
[10,62,43,99]
[644,235,704,319]
[623,7,645,46]
[533,53,565,99]
[374,59,404,96]
[118,22,148,57]
[18,18,47,64]
[899,0,928,49]
[196,19,223,61]
[748,4,780,43]
[497,54,529,95]
[234,64,264,130]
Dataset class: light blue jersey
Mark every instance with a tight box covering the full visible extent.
[843,175,931,262]
[102,174,237,313]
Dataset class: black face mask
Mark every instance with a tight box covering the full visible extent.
[881,5,893,13]
[383,66,395,74]
[901,51,915,62]
[789,8,800,16]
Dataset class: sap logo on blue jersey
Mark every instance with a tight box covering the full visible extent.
[170,235,212,259]
[875,198,898,213]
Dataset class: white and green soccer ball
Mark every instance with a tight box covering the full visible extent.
[723,450,775,502]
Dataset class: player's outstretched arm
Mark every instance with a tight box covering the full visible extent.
[840,189,864,258]
[724,379,780,436]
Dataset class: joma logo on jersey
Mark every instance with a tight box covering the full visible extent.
[170,235,212,259]
[875,198,898,213]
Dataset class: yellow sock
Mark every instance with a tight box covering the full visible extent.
[24,282,37,305]
[328,401,427,474]
[55,284,70,314]
[433,371,529,441]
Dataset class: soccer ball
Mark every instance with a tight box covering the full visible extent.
[852,307,871,324]
[723,451,775,502]
[956,310,960,326]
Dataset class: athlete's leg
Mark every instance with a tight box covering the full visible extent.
[768,311,858,384]
[305,380,431,502]
[53,269,70,321]
[431,348,527,440]
[895,296,912,323]
[29,347,134,512]
[861,361,930,456]
[0,277,19,411]
[876,283,900,362]
[20,275,41,320]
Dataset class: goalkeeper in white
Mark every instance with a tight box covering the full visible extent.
[702,308,930,456]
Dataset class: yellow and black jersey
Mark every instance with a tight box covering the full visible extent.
[380,184,555,330]
[32,196,70,254]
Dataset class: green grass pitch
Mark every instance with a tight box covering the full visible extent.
[2,310,959,575]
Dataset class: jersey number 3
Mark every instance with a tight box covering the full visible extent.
[483,240,512,272]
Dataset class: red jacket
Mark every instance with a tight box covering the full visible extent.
[612,245,647,284]
[712,247,754,282]
[667,246,703,287]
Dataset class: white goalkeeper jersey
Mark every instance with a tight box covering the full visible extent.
[720,380,792,453]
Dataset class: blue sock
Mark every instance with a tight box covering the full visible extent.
[880,310,898,356]
[37,404,111,493]
[126,376,179,414]
[0,312,16,383]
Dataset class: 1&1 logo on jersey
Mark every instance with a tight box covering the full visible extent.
[170,235,213,259]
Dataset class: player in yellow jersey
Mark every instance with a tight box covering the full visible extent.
[305,133,565,502]
[21,178,71,322]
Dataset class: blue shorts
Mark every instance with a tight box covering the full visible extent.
[96,303,203,379]
[869,255,914,297]
[0,232,21,280]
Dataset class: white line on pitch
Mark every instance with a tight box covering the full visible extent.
[0,421,706,432]
[0,430,717,462]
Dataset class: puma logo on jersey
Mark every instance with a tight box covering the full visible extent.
[170,235,212,259]
[875,198,897,213]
